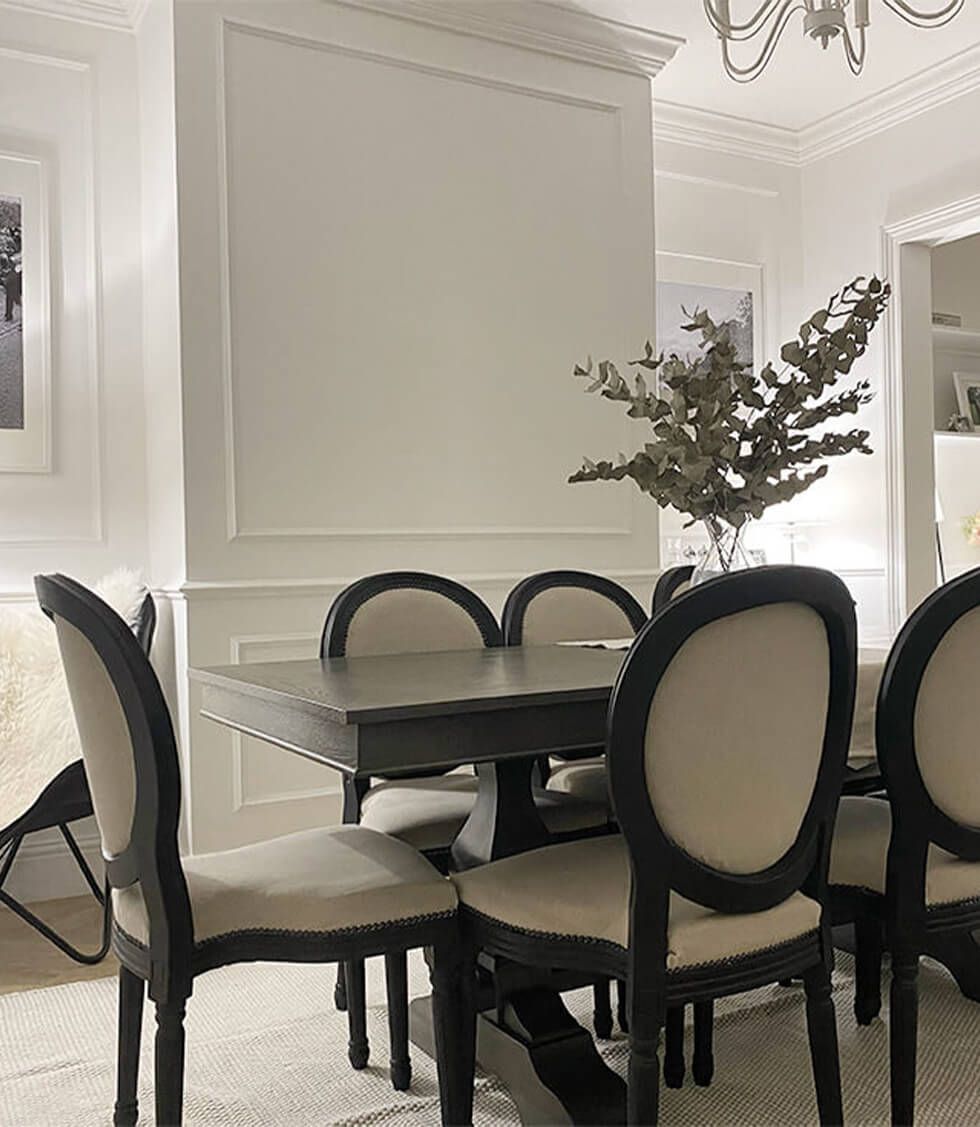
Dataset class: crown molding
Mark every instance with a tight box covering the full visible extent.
[799,41,980,164]
[656,40,980,169]
[654,100,800,166]
[0,0,143,29]
[338,0,683,79]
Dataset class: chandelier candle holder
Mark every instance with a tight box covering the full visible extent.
[704,0,965,81]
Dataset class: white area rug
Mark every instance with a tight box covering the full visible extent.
[0,951,977,1126]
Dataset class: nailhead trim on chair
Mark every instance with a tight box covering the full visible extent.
[462,905,820,973]
[114,908,458,953]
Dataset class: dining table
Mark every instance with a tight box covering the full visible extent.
[190,639,977,1124]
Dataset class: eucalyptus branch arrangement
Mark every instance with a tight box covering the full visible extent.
[569,276,890,550]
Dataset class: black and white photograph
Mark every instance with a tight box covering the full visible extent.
[954,371,980,429]
[0,194,22,430]
[657,280,754,366]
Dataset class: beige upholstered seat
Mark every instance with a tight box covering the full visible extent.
[114,825,457,948]
[830,796,980,908]
[453,835,821,970]
[360,774,608,850]
[546,756,609,805]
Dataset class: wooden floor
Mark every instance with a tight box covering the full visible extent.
[0,896,116,995]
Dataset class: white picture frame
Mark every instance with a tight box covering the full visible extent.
[655,252,765,562]
[0,149,51,472]
[953,371,980,433]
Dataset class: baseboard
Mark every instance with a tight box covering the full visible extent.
[2,819,104,905]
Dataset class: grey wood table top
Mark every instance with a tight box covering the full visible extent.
[191,644,627,726]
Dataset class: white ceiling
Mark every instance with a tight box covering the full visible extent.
[577,0,980,132]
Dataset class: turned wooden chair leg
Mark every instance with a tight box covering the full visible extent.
[854,915,884,1026]
[663,1005,685,1088]
[593,980,613,1039]
[345,959,369,1070]
[114,967,144,1127]
[617,977,629,1032]
[803,964,843,1127]
[692,1000,714,1086]
[890,951,919,1127]
[385,951,412,1091]
[627,1007,663,1126]
[154,999,187,1127]
[431,938,477,1127]
[334,962,348,1011]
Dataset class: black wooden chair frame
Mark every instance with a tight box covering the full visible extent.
[831,566,980,1125]
[651,565,695,615]
[0,592,155,965]
[460,566,857,1125]
[321,570,501,1087]
[36,574,468,1127]
[501,569,647,1041]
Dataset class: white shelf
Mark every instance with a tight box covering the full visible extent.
[935,429,980,440]
[933,325,980,353]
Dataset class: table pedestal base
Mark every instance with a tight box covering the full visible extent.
[409,988,624,1126]
[925,929,980,1001]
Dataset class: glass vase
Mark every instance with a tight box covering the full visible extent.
[691,520,754,586]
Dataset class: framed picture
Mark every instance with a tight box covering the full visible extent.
[953,371,980,432]
[655,252,765,374]
[655,253,765,560]
[0,149,51,472]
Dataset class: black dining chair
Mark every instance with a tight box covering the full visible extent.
[652,565,694,615]
[36,573,469,1127]
[830,566,980,1125]
[453,566,856,1125]
[0,592,155,965]
[502,569,645,1038]
[322,570,609,1090]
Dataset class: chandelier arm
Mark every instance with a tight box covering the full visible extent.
[842,24,867,75]
[881,0,965,26]
[719,1,807,82]
[702,0,788,40]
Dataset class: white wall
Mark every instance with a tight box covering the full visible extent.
[171,0,667,852]
[932,234,980,330]
[798,88,980,637]
[0,8,148,900]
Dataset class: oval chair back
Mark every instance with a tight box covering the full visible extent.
[651,566,694,615]
[35,574,193,1000]
[608,566,856,938]
[877,566,980,920]
[322,572,500,796]
[502,570,646,647]
[321,571,500,658]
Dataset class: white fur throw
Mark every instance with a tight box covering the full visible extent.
[0,570,147,834]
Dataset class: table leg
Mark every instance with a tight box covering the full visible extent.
[924,929,980,1001]
[409,987,625,1126]
[427,757,623,1123]
[450,757,549,871]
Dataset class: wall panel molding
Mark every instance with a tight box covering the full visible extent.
[215,15,637,545]
[228,631,339,813]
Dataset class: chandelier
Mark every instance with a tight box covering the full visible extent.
[704,1,966,82]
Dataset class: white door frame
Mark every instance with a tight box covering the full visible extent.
[881,192,980,636]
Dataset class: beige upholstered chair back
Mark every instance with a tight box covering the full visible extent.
[54,617,138,857]
[322,572,501,660]
[644,602,830,875]
[912,605,980,828]
[521,586,639,645]
[344,589,486,657]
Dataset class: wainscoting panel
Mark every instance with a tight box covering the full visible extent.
[174,0,661,589]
